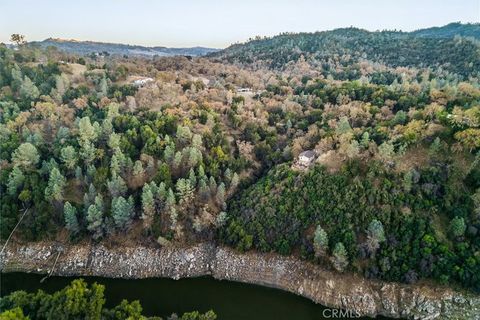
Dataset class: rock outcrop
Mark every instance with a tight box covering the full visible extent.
[1,242,479,319]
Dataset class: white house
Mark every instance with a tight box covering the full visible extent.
[298,150,316,166]
[132,77,154,87]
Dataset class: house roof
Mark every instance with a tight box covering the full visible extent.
[299,150,315,159]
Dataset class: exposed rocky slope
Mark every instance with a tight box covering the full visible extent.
[1,242,479,319]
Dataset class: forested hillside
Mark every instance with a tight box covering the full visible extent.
[1,24,479,294]
[212,23,480,79]
[29,38,220,57]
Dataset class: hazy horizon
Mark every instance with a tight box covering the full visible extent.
[1,0,479,48]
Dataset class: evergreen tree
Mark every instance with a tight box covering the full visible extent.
[87,195,104,239]
[45,167,67,202]
[112,196,135,229]
[230,173,240,191]
[163,144,175,164]
[107,174,127,197]
[176,178,195,206]
[78,116,97,146]
[192,134,203,148]
[19,76,40,100]
[64,201,79,234]
[188,168,197,187]
[173,151,183,169]
[216,182,226,204]
[336,116,352,135]
[198,178,209,201]
[60,146,78,170]
[12,143,39,170]
[331,242,349,272]
[313,225,329,257]
[133,160,144,176]
[209,176,217,194]
[450,216,466,238]
[141,183,156,229]
[7,166,24,196]
[365,219,386,255]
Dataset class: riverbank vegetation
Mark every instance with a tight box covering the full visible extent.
[0,279,216,320]
[1,23,479,293]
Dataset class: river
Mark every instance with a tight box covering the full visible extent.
[1,273,388,319]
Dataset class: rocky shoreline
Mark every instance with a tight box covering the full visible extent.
[1,241,479,319]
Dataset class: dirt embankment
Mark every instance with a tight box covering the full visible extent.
[1,242,479,319]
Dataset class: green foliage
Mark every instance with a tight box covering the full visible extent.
[450,216,466,238]
[332,242,349,272]
[112,196,135,230]
[45,167,66,202]
[87,195,104,239]
[12,143,39,170]
[216,26,480,79]
[0,279,216,320]
[223,162,480,291]
[313,225,329,257]
[64,201,79,234]
[60,146,77,170]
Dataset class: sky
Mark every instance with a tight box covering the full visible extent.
[1,0,479,48]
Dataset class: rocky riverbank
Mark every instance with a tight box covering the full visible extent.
[1,241,479,319]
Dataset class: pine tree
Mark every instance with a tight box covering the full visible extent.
[133,160,144,177]
[336,116,352,135]
[175,178,195,206]
[166,188,176,207]
[368,220,386,242]
[197,165,205,178]
[64,202,79,234]
[188,168,197,187]
[112,196,135,229]
[331,242,349,272]
[216,211,227,227]
[157,182,167,201]
[78,116,97,146]
[230,173,240,191]
[108,132,121,151]
[61,146,77,170]
[450,216,466,238]
[187,147,202,168]
[198,178,209,201]
[45,167,67,202]
[216,182,226,204]
[75,166,83,180]
[361,132,370,148]
[107,174,127,197]
[176,125,192,144]
[7,166,24,196]
[87,195,104,239]
[378,141,395,163]
[163,144,175,164]
[80,141,97,165]
[12,143,39,170]
[209,176,217,194]
[142,183,156,229]
[313,225,329,257]
[365,219,386,255]
[224,168,232,182]
[19,76,40,100]
[173,151,182,169]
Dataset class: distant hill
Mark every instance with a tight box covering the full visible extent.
[211,23,480,78]
[411,22,480,39]
[28,38,220,57]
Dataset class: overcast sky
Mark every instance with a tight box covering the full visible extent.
[1,0,479,48]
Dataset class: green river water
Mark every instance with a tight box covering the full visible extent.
[1,273,389,319]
